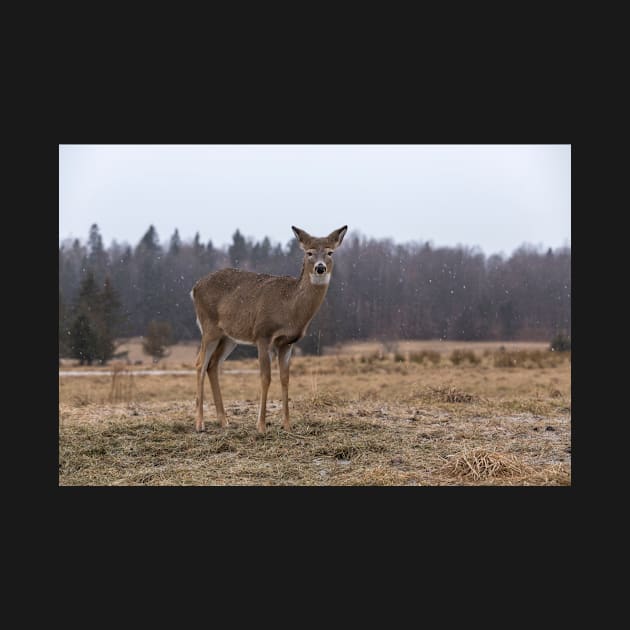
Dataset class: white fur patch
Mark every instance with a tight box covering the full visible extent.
[202,340,220,374]
[310,272,331,286]
[227,335,256,346]
[190,290,203,333]
[283,345,293,367]
[219,340,237,363]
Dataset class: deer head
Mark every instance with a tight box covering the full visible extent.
[292,225,348,285]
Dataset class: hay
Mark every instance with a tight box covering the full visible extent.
[295,391,346,411]
[424,386,478,404]
[444,448,530,480]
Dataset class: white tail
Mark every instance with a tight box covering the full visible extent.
[190,225,347,433]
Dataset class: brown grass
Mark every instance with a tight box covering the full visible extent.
[421,386,478,403]
[59,340,571,486]
[443,448,529,480]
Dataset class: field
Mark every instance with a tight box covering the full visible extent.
[59,341,571,486]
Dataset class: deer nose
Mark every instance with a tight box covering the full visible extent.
[315,263,326,274]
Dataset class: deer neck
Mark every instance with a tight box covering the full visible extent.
[293,259,330,321]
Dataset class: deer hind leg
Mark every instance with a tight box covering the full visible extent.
[278,344,293,430]
[256,339,272,433]
[195,337,220,432]
[207,337,237,427]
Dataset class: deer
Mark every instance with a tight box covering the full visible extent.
[190,225,348,433]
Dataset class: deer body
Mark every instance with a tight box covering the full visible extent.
[191,225,347,433]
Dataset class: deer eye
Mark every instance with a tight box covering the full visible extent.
[307,252,315,258]
[326,251,333,256]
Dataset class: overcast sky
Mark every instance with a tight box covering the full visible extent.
[59,144,570,256]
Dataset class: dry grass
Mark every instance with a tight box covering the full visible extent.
[59,340,571,486]
[421,386,479,404]
[443,448,529,480]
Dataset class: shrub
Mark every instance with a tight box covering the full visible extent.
[550,334,571,352]
[450,349,481,366]
[142,320,174,362]
[409,350,441,365]
[493,348,566,369]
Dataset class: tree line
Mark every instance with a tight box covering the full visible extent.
[58,224,571,362]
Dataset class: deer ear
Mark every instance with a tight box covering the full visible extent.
[328,225,348,248]
[292,226,311,249]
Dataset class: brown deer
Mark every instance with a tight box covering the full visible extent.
[190,225,348,433]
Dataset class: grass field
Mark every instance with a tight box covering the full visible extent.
[59,340,571,486]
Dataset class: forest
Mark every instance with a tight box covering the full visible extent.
[58,224,571,363]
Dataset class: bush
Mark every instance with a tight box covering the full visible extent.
[493,348,566,369]
[142,320,174,362]
[450,349,481,366]
[409,350,441,365]
[550,334,571,352]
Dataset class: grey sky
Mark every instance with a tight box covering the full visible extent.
[59,144,570,256]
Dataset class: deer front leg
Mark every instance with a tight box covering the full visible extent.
[195,339,219,433]
[195,347,206,433]
[207,337,236,428]
[278,344,293,430]
[256,340,272,433]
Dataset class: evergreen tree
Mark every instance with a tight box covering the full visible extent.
[69,314,98,365]
[205,239,217,270]
[94,275,121,363]
[142,320,173,362]
[169,229,182,256]
[229,229,248,268]
[136,225,160,255]
[70,270,121,364]
[134,225,164,332]
[87,223,108,282]
[77,269,100,317]
[192,232,204,257]
[59,289,69,357]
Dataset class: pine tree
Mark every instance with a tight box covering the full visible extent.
[94,275,121,363]
[88,223,109,283]
[205,239,217,270]
[229,229,248,268]
[134,225,164,332]
[69,314,98,365]
[59,289,69,357]
[70,270,121,364]
[77,269,100,317]
[169,229,182,256]
[136,225,160,255]
[142,320,173,362]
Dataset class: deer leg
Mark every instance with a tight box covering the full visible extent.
[256,340,272,433]
[278,344,293,430]
[207,338,237,427]
[195,338,219,432]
